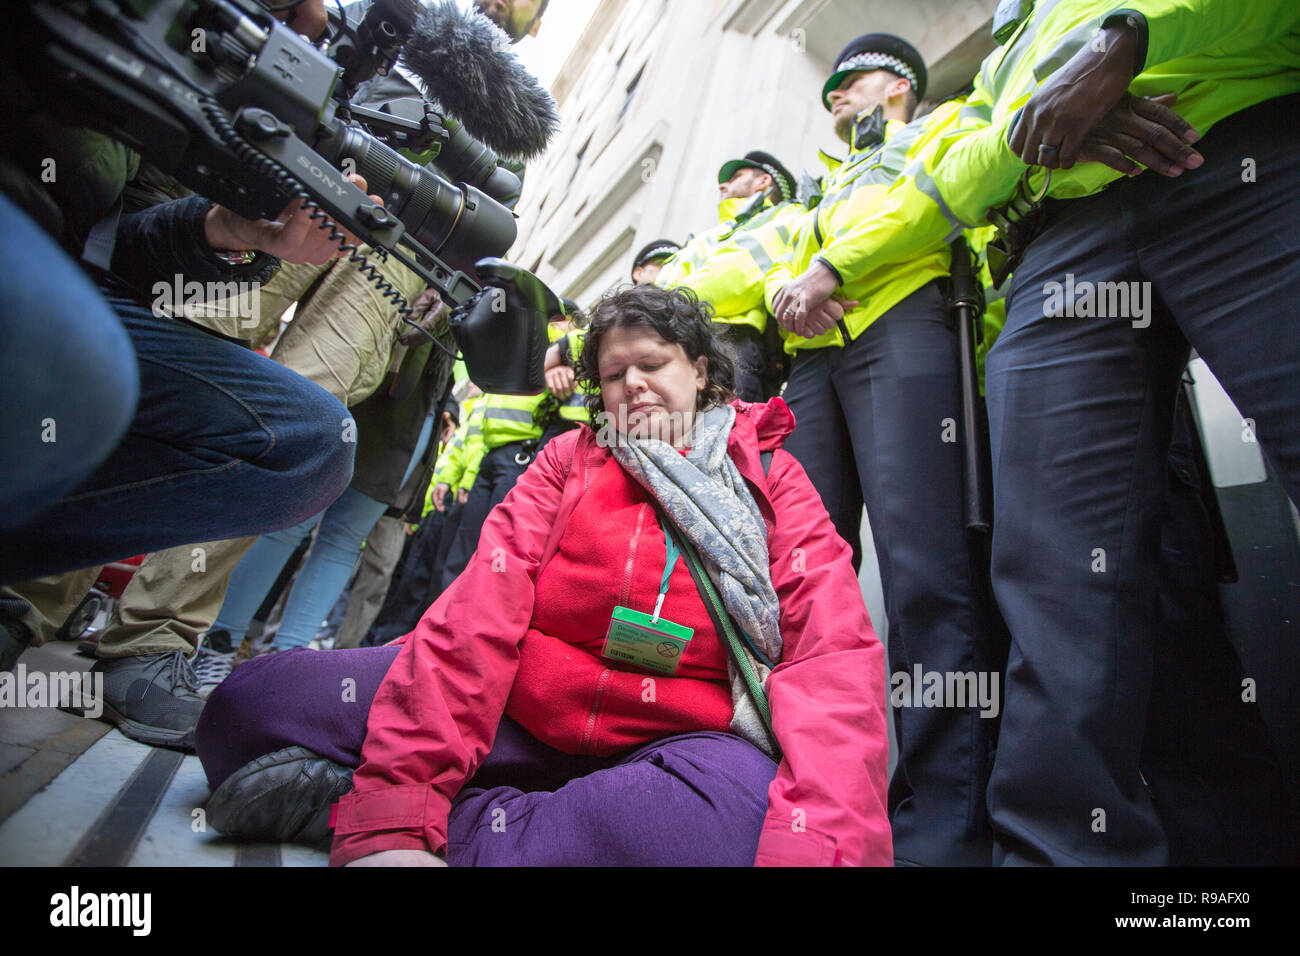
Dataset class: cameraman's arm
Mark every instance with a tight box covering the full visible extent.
[110,175,381,297]
[110,194,278,297]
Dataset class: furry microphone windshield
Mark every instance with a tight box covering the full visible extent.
[401,0,560,162]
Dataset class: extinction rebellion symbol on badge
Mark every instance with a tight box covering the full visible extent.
[657,642,681,658]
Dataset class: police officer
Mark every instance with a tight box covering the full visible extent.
[539,299,590,443]
[657,150,798,401]
[630,240,681,286]
[983,3,1300,866]
[764,34,1001,865]
[437,386,551,591]
[839,1,1300,864]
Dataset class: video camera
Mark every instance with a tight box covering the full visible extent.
[8,0,560,393]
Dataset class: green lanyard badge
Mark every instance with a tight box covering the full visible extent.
[601,517,694,676]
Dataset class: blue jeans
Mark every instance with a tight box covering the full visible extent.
[0,201,355,585]
[0,194,138,537]
[215,413,435,649]
[985,94,1300,865]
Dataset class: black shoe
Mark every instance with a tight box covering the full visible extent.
[0,597,34,673]
[206,746,354,848]
[79,650,206,751]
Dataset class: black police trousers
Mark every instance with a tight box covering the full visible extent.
[985,93,1300,864]
[782,279,999,865]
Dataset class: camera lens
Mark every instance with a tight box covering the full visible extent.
[323,124,516,274]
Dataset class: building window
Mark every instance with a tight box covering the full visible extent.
[568,135,592,189]
[617,66,644,124]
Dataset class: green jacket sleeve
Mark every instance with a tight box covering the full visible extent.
[1109,1,1300,71]
[763,208,819,312]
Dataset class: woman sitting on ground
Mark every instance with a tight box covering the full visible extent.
[196,283,891,866]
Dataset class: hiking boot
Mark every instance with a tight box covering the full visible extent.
[80,650,206,751]
[194,629,237,700]
[206,746,354,848]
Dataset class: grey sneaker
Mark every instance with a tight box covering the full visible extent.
[80,650,206,751]
[193,629,237,700]
[206,746,354,848]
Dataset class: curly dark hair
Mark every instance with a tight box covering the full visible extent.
[574,284,735,426]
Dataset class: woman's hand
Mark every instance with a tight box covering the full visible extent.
[345,849,448,867]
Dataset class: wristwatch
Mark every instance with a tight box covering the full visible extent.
[213,248,259,266]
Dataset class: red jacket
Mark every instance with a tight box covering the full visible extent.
[330,398,893,866]
[511,451,738,754]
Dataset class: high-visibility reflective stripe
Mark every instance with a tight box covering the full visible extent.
[819,128,921,207]
[911,162,969,239]
[986,0,1065,104]
[958,102,992,125]
[733,231,774,273]
[775,224,790,243]
[484,407,536,423]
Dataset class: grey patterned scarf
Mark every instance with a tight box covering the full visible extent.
[609,404,782,754]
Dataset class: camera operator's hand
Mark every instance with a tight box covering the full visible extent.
[204,174,385,264]
[457,488,469,506]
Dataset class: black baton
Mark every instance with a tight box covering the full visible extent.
[950,237,992,535]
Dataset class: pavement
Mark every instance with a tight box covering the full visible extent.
[0,639,327,866]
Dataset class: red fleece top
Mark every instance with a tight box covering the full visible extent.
[330,399,893,867]
[509,455,734,756]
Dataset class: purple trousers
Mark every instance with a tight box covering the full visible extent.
[196,645,778,866]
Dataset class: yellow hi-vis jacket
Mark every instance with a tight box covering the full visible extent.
[460,391,548,488]
[656,195,766,282]
[427,397,483,509]
[763,101,965,353]
[554,327,592,424]
[659,199,807,334]
[793,1,1300,292]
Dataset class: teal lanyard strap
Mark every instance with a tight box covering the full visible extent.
[652,516,680,623]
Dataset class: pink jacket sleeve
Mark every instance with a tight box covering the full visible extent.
[753,450,893,866]
[329,433,575,866]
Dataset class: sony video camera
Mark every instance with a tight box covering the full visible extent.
[7,0,560,393]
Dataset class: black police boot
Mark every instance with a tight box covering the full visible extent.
[206,746,354,849]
